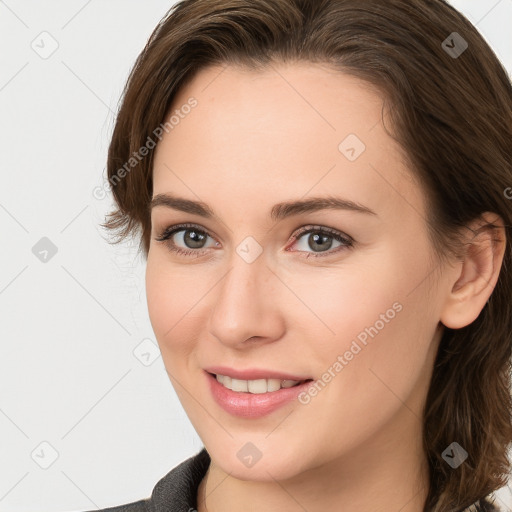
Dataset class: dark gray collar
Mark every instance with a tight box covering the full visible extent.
[149,447,210,512]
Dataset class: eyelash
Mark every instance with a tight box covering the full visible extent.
[154,222,354,259]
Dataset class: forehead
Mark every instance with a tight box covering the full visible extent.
[152,62,425,224]
[168,61,384,145]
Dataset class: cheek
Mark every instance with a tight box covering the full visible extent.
[145,261,171,339]
[145,256,206,358]
[320,266,439,428]
[290,249,435,391]
[280,261,401,355]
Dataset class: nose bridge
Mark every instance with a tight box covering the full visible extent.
[207,247,282,347]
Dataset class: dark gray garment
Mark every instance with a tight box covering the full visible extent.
[83,446,503,512]
[84,447,210,512]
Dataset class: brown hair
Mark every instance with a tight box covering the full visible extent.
[102,0,512,509]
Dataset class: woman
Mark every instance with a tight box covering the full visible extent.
[92,0,512,510]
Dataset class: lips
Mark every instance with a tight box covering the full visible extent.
[205,371,315,418]
[204,365,312,381]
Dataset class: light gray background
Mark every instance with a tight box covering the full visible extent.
[0,1,511,511]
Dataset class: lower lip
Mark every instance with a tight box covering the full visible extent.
[206,371,313,418]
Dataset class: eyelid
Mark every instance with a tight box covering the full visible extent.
[154,222,354,258]
[155,222,218,244]
[284,225,354,257]
[290,224,353,244]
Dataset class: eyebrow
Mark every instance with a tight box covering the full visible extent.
[149,193,378,221]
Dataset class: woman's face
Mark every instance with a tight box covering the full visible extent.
[146,62,450,480]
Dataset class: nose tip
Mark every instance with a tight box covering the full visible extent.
[207,258,284,348]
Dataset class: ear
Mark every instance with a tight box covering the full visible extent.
[440,212,507,329]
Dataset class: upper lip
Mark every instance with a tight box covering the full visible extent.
[205,366,312,381]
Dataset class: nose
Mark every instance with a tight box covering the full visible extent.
[207,251,285,349]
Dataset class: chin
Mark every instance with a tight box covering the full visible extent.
[204,435,312,482]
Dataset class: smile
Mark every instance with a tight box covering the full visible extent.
[205,371,315,418]
[214,373,305,393]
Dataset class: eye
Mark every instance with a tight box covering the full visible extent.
[287,225,354,258]
[154,223,354,259]
[154,223,218,257]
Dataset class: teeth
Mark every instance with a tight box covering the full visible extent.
[215,374,302,393]
[281,379,300,388]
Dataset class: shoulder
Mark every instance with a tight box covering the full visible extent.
[82,500,150,512]
[81,447,210,512]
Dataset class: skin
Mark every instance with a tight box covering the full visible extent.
[145,62,506,512]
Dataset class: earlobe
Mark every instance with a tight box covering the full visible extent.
[440,212,506,330]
